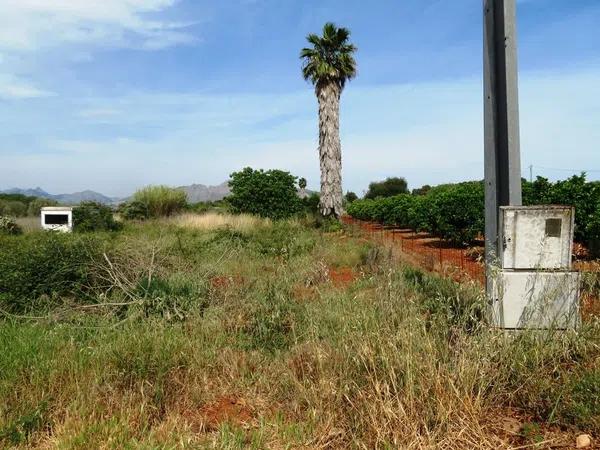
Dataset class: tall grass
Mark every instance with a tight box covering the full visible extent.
[132,185,187,217]
[0,222,598,448]
[168,212,271,232]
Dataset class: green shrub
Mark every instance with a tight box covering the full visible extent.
[73,202,120,232]
[586,207,600,258]
[26,198,58,217]
[0,233,103,312]
[0,216,22,235]
[228,167,302,220]
[119,200,150,221]
[131,185,187,218]
[558,369,600,430]
[365,177,409,199]
[427,181,484,245]
[348,182,485,245]
[345,191,358,203]
[240,284,303,352]
[0,200,27,217]
[0,194,57,217]
[303,192,321,215]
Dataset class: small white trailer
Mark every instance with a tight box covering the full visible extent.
[41,206,73,232]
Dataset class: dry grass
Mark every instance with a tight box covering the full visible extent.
[1,221,599,449]
[168,212,271,232]
[14,216,41,233]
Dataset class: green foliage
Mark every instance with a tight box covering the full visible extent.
[131,185,187,218]
[557,369,600,429]
[187,199,229,214]
[412,184,432,196]
[228,167,302,220]
[73,202,120,233]
[300,22,357,89]
[119,200,150,221]
[0,401,49,445]
[344,191,358,203]
[251,222,316,258]
[298,177,307,190]
[0,233,103,312]
[427,182,484,245]
[240,284,303,352]
[349,182,485,245]
[27,198,58,216]
[350,175,600,250]
[0,194,58,217]
[0,200,27,217]
[522,174,600,256]
[302,192,321,215]
[0,216,23,235]
[365,177,409,199]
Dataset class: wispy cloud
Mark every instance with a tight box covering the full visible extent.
[1,65,598,196]
[0,0,197,51]
[0,73,54,99]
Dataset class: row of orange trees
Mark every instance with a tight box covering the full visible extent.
[347,174,600,255]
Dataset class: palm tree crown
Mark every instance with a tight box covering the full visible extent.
[300,22,357,89]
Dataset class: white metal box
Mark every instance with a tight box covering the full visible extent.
[490,270,580,329]
[41,206,73,232]
[499,206,574,270]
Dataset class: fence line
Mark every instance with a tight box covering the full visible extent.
[342,216,485,284]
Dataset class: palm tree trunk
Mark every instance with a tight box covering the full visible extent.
[317,81,343,218]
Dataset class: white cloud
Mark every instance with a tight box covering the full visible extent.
[0,73,54,99]
[0,0,196,51]
[1,66,599,196]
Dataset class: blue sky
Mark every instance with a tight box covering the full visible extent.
[0,0,599,197]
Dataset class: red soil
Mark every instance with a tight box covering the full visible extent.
[210,275,244,290]
[328,266,358,288]
[196,396,253,431]
[343,216,600,319]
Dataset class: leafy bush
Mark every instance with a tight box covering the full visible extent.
[119,200,150,221]
[73,202,120,232]
[344,191,358,203]
[302,192,321,215]
[0,200,27,217]
[347,176,598,249]
[0,194,58,217]
[228,167,302,220]
[240,284,303,352]
[0,233,103,312]
[0,216,22,235]
[26,198,58,217]
[348,182,485,245]
[427,182,484,245]
[522,174,600,254]
[365,177,409,199]
[131,185,187,218]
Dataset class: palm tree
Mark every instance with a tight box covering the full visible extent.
[301,22,357,218]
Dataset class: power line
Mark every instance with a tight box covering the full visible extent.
[532,165,600,173]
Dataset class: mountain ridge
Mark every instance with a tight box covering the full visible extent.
[2,182,233,205]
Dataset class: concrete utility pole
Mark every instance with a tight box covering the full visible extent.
[483,0,522,271]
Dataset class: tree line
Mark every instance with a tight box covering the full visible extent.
[0,193,58,217]
[347,174,600,256]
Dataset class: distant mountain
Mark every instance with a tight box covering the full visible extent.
[54,190,118,205]
[177,182,231,203]
[1,187,119,205]
[3,180,309,206]
[2,187,51,198]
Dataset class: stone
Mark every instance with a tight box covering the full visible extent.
[576,434,591,448]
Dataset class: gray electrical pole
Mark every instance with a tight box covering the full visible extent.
[484,0,523,272]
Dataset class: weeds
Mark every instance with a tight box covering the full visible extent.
[0,220,598,448]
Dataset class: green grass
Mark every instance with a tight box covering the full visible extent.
[0,217,599,448]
